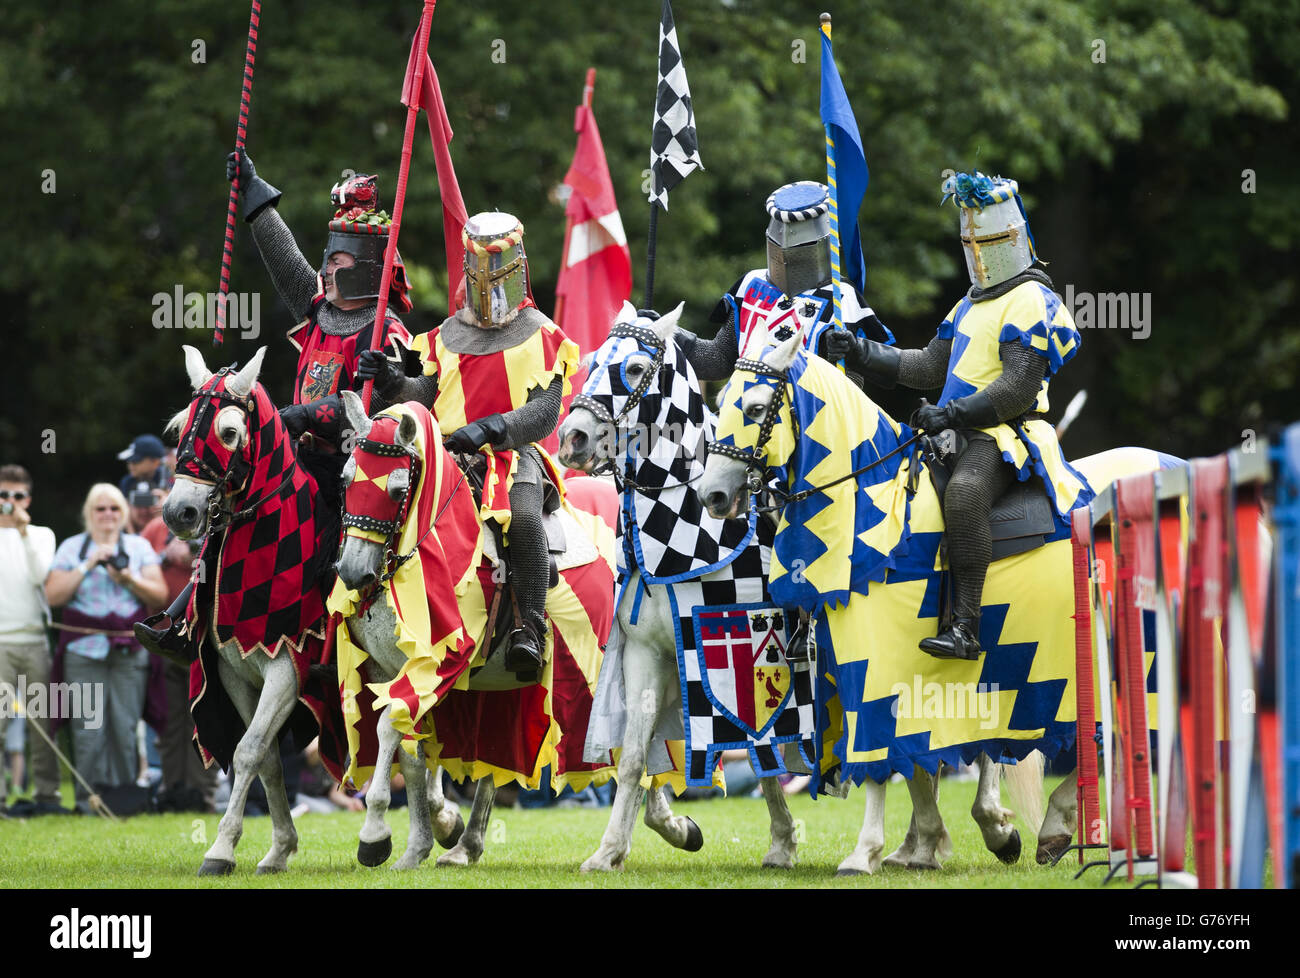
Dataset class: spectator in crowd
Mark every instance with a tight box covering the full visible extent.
[0,464,61,815]
[44,484,168,814]
[139,513,217,812]
[116,434,170,502]
[125,481,166,534]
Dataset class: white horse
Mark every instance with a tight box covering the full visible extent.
[162,346,462,874]
[697,329,1169,870]
[558,304,1043,873]
[332,392,616,869]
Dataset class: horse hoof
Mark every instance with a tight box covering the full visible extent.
[681,817,704,852]
[836,867,865,877]
[198,858,235,877]
[255,863,286,876]
[357,837,393,868]
[435,811,465,850]
[1036,833,1071,865]
[994,828,1022,865]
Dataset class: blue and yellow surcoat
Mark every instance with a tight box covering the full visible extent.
[937,281,1092,523]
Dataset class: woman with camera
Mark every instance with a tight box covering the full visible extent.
[45,483,167,812]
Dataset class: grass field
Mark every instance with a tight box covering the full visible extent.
[0,775,1122,889]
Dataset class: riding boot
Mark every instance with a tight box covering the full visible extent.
[918,616,983,661]
[504,612,546,676]
[134,581,199,669]
[784,608,813,663]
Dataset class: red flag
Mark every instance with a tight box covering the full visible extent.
[555,95,632,354]
[402,44,468,318]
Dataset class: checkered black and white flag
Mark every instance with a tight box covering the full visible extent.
[648,0,702,210]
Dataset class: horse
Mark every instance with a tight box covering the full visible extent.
[557,302,872,873]
[331,391,617,869]
[698,328,1175,869]
[160,345,463,874]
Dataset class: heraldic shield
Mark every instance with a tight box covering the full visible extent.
[693,605,796,739]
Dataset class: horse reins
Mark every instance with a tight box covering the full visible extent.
[707,357,925,511]
[571,321,704,498]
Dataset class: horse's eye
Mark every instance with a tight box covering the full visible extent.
[745,403,766,421]
[219,426,241,448]
[626,364,644,378]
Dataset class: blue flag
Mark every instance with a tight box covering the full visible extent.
[820,27,868,295]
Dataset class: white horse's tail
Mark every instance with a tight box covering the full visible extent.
[1002,751,1045,833]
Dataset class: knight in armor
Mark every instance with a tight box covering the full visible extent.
[825,171,1090,660]
[677,181,894,386]
[676,181,896,661]
[135,153,412,664]
[362,213,579,675]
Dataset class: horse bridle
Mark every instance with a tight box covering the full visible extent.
[340,433,466,594]
[570,321,703,496]
[705,357,791,497]
[707,357,925,508]
[175,370,293,534]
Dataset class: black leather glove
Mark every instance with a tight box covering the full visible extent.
[280,403,311,441]
[819,330,901,389]
[913,400,952,433]
[444,414,509,454]
[915,391,1000,433]
[356,349,394,389]
[280,396,343,444]
[818,328,858,363]
[226,149,282,223]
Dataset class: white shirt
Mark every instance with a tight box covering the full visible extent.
[0,524,56,642]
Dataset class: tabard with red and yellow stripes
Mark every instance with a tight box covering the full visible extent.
[411,317,580,531]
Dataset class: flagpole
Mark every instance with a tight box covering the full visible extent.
[555,67,597,329]
[821,13,847,372]
[363,0,438,414]
[214,0,263,349]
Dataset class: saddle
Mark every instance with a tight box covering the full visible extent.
[922,431,1058,562]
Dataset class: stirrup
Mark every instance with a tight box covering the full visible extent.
[785,619,813,663]
[134,582,198,668]
[503,621,543,675]
[918,618,983,661]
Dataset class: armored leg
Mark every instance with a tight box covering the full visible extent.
[920,437,1015,661]
[503,452,550,675]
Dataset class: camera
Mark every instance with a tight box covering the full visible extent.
[0,502,12,516]
[102,551,131,572]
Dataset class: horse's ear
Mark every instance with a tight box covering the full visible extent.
[226,346,267,398]
[616,300,638,326]
[340,390,372,440]
[765,330,802,372]
[182,345,213,391]
[653,301,684,343]
[395,412,418,449]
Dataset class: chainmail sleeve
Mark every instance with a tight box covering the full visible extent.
[675,323,739,381]
[373,371,439,412]
[984,341,1050,421]
[897,334,953,390]
[499,376,565,449]
[249,208,320,321]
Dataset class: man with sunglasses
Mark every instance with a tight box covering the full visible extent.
[0,465,61,814]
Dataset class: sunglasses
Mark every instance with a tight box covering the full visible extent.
[0,490,30,501]
[94,505,122,513]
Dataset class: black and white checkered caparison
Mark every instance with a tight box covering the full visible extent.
[579,317,750,583]
[648,0,703,211]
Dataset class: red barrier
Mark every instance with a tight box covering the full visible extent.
[1071,507,1103,861]
[1186,456,1229,888]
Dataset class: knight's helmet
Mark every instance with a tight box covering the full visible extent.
[321,174,413,313]
[765,181,834,297]
[462,211,531,326]
[941,171,1037,289]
